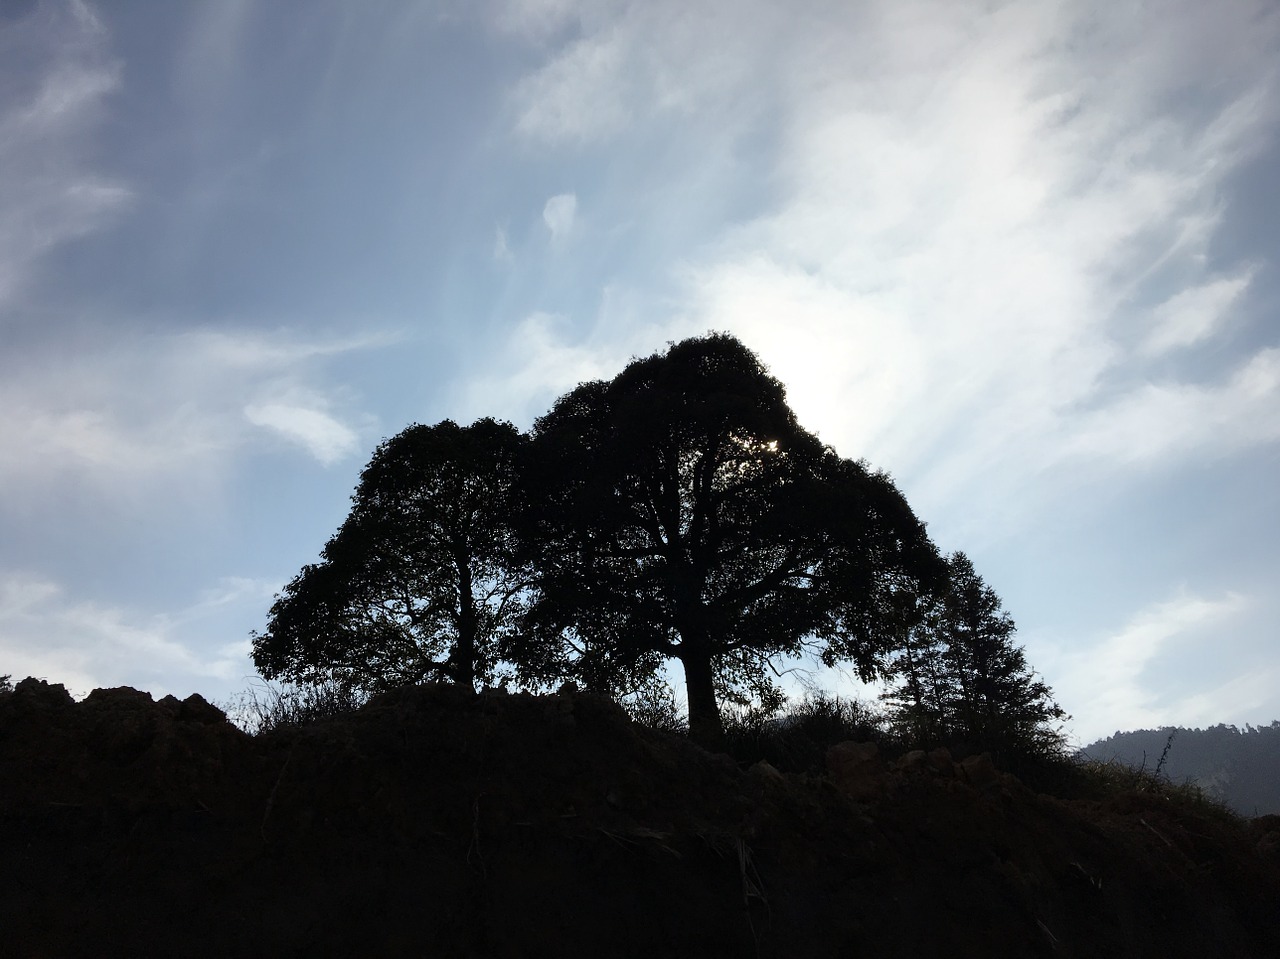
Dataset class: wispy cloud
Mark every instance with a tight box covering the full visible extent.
[458,309,661,425]
[509,0,780,143]
[0,570,271,697]
[492,0,585,42]
[0,327,385,503]
[1141,272,1254,356]
[244,400,361,466]
[1056,348,1280,466]
[494,224,513,262]
[0,0,130,309]
[496,0,1280,536]
[1051,591,1252,742]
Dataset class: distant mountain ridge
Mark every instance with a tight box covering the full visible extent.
[1082,722,1280,817]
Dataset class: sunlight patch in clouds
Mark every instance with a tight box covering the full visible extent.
[494,0,1280,552]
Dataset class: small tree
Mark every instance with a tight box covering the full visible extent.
[883,552,1066,758]
[517,334,944,749]
[251,418,529,693]
[879,595,951,745]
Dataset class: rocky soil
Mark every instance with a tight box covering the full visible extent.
[3,677,1279,958]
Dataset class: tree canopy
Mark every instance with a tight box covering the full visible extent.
[251,418,528,693]
[517,334,945,747]
[250,333,1066,757]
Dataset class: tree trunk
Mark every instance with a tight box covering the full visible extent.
[454,550,478,692]
[680,649,726,753]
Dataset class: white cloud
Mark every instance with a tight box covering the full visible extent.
[244,401,361,466]
[542,192,577,241]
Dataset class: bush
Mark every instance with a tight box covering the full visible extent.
[620,681,688,735]
[1003,750,1239,823]
[725,692,894,773]
[223,677,368,735]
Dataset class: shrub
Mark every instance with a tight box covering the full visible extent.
[620,681,688,735]
[725,692,894,773]
[223,676,368,735]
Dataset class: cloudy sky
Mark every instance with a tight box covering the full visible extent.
[2,0,1277,745]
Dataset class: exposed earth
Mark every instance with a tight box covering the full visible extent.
[3,677,1279,958]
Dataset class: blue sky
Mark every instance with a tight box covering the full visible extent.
[1,0,1277,745]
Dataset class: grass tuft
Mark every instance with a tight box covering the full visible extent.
[222,677,368,736]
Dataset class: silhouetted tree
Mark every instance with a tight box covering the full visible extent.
[516,334,944,749]
[878,594,950,744]
[251,418,528,693]
[883,552,1066,757]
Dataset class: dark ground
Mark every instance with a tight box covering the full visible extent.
[3,677,1279,958]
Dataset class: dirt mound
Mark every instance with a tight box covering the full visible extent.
[3,679,1279,958]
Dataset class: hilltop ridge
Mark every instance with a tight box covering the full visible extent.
[3,677,1279,958]
[1084,723,1280,817]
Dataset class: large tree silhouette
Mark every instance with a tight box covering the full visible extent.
[251,418,528,693]
[517,334,944,748]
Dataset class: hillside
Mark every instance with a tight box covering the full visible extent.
[1083,723,1280,817]
[3,677,1280,959]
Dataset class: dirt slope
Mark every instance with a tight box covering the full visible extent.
[3,677,1279,958]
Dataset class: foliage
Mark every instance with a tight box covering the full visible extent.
[1037,755,1241,824]
[517,333,944,748]
[724,692,892,773]
[0,674,12,696]
[617,676,688,735]
[251,419,529,693]
[882,552,1067,762]
[223,676,369,736]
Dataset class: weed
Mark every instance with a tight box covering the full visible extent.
[223,676,368,735]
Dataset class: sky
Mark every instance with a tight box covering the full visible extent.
[1,0,1277,746]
